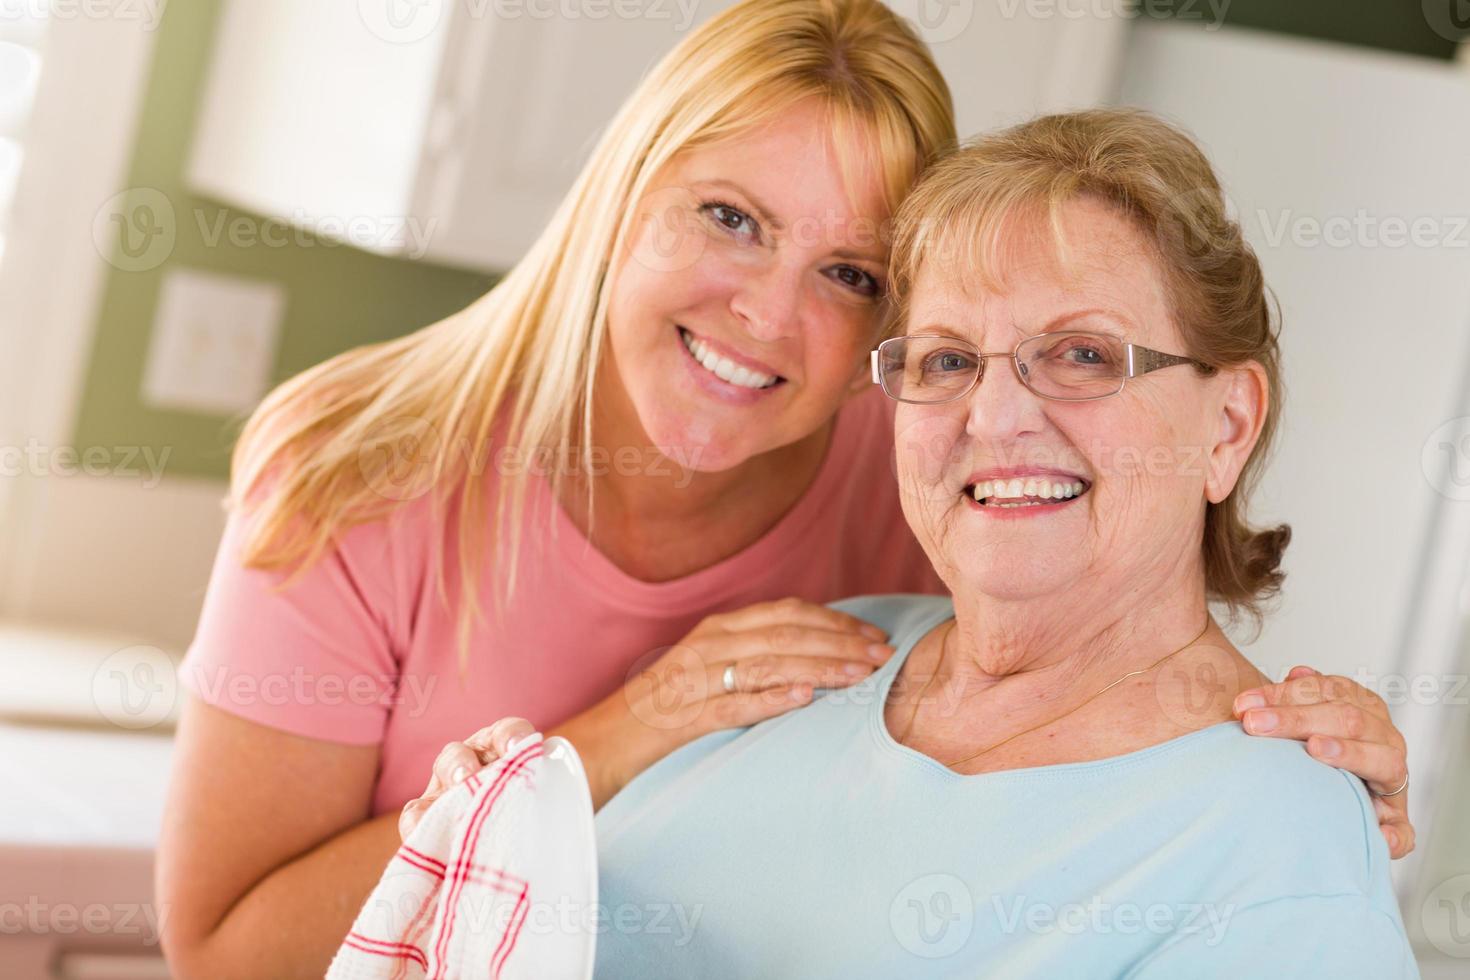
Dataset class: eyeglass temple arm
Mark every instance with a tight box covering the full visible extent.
[1127,344,1214,378]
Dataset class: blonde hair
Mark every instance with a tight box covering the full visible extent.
[888,108,1288,623]
[229,0,956,666]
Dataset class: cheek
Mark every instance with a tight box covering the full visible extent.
[624,194,718,279]
[894,408,965,493]
[892,408,971,565]
[1080,398,1208,537]
[609,243,741,344]
[798,301,882,388]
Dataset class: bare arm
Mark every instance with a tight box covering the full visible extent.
[156,695,398,979]
[159,596,895,975]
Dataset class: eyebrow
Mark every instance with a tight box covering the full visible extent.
[831,246,888,267]
[907,307,1134,341]
[1040,308,1132,334]
[696,178,785,233]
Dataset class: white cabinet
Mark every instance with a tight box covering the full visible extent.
[188,0,1127,272]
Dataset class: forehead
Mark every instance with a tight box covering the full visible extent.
[907,196,1178,347]
[667,101,893,236]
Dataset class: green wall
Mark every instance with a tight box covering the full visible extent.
[74,0,498,482]
[1149,0,1462,60]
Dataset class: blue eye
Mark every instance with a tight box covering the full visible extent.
[1044,337,1113,367]
[923,350,976,374]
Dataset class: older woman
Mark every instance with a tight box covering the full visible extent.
[586,109,1417,977]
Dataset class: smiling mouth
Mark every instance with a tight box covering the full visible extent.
[966,477,1091,509]
[678,327,785,390]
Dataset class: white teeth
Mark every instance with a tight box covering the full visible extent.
[681,329,778,389]
[970,477,1089,506]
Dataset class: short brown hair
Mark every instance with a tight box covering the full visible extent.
[888,108,1289,623]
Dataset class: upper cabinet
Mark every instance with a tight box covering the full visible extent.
[188,0,1128,273]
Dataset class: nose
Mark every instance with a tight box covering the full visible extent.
[963,353,1047,443]
[729,259,803,343]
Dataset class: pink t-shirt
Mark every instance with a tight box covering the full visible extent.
[180,386,945,815]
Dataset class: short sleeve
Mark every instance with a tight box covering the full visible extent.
[179,504,401,745]
[1123,894,1419,979]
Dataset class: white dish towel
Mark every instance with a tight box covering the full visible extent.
[326,733,591,980]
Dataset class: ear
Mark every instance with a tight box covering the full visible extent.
[1205,362,1269,504]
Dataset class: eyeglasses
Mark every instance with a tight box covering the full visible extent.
[870,332,1215,404]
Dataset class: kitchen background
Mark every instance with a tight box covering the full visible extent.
[2,0,1469,976]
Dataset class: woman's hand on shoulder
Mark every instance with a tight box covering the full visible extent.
[545,598,894,811]
[633,597,893,731]
[1233,666,1414,858]
[419,601,895,818]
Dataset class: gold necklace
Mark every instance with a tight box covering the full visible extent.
[896,615,1212,770]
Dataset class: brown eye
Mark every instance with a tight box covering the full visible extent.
[830,264,880,297]
[701,202,758,240]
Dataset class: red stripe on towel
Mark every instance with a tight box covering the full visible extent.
[400,845,447,873]
[344,932,429,970]
[490,880,530,979]
[428,740,543,980]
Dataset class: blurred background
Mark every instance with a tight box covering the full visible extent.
[1,0,1468,976]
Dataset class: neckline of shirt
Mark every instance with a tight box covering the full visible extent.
[865,596,1242,783]
[540,391,878,615]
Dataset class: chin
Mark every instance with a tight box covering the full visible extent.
[961,566,1074,603]
[933,529,1084,602]
[633,401,757,474]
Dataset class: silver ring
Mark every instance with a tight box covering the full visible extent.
[721,663,738,694]
[1379,772,1409,798]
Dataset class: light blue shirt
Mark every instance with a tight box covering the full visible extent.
[593,594,1417,978]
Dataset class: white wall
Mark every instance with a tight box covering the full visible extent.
[16,475,228,651]
[1120,21,1470,677]
[1117,18,1470,939]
